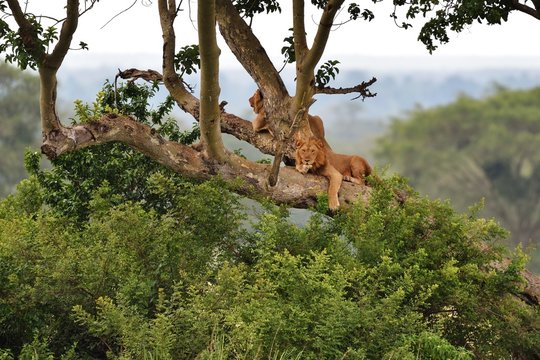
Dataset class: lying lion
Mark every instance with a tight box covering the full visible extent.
[295,135,371,210]
[249,89,328,144]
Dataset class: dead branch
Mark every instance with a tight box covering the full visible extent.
[315,76,378,100]
[117,68,164,82]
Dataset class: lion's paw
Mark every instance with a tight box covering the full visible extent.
[296,164,312,174]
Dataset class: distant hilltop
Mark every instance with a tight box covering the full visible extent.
[58,53,540,122]
[61,51,540,72]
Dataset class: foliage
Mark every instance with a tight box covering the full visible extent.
[233,0,282,19]
[174,44,200,77]
[348,3,375,21]
[391,0,514,52]
[25,80,200,222]
[375,86,540,271]
[0,63,41,197]
[280,28,296,64]
[0,171,538,359]
[0,175,245,358]
[315,60,340,87]
[0,14,48,70]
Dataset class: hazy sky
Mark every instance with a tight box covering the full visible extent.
[20,0,540,70]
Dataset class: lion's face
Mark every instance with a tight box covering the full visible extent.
[295,136,326,172]
[248,89,263,113]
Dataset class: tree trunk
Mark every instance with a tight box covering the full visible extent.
[198,0,226,161]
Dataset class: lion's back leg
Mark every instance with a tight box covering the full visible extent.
[348,156,372,185]
[343,174,363,185]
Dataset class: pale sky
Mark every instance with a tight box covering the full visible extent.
[19,0,540,70]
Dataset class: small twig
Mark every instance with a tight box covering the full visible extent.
[286,98,316,139]
[100,0,138,29]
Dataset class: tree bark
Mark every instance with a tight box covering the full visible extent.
[40,113,370,209]
[198,0,227,161]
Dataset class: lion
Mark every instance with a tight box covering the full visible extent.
[295,135,371,210]
[249,89,328,144]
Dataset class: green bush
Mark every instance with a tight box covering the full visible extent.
[0,174,538,359]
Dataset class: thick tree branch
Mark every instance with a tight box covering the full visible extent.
[117,68,164,82]
[292,0,346,119]
[303,0,345,72]
[511,0,540,19]
[40,114,369,209]
[38,0,80,134]
[216,0,298,187]
[198,0,226,161]
[315,76,378,100]
[215,0,289,100]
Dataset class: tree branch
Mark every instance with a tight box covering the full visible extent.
[303,0,345,72]
[117,68,164,82]
[46,0,79,70]
[292,0,346,119]
[292,0,308,59]
[40,114,369,209]
[511,0,540,19]
[315,76,378,100]
[157,0,199,117]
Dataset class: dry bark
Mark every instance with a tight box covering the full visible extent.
[40,112,370,209]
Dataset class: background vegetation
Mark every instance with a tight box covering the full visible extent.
[376,87,540,271]
[0,63,41,197]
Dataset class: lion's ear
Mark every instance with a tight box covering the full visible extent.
[315,138,325,149]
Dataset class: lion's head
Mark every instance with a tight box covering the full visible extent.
[295,135,327,173]
[248,89,264,114]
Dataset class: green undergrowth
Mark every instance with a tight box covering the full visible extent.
[0,173,538,359]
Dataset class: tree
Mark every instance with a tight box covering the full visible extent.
[0,63,41,197]
[376,86,540,271]
[0,0,540,350]
[1,0,538,209]
[0,0,375,211]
